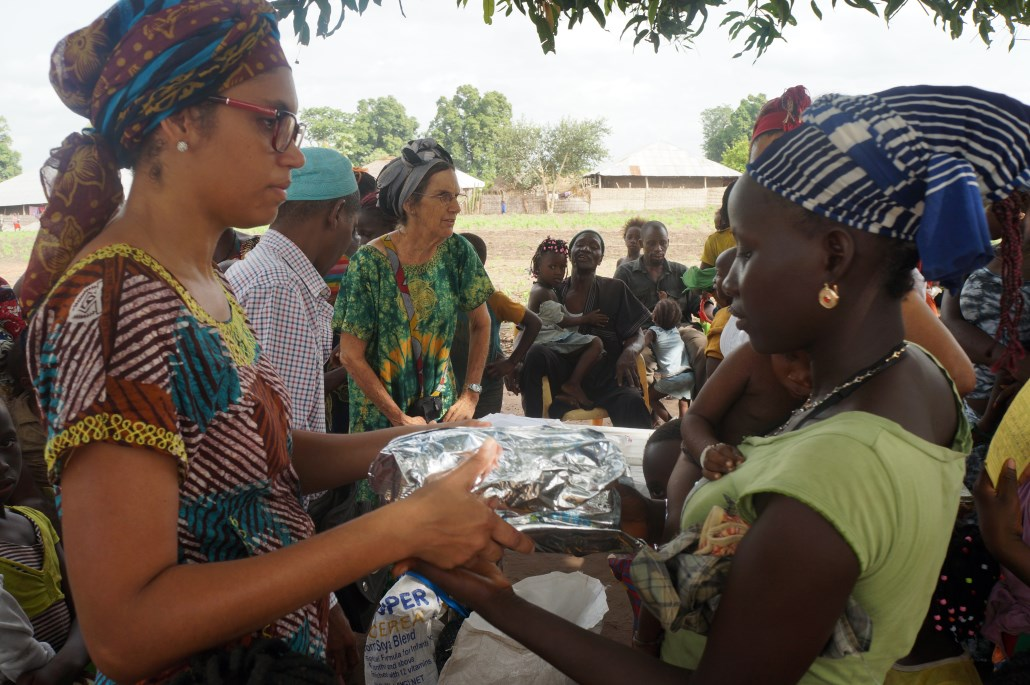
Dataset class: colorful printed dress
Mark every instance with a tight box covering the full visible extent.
[335,234,493,432]
[26,244,326,679]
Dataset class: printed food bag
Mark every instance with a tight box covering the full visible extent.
[438,571,608,685]
[364,574,448,685]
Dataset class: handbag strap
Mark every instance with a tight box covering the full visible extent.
[382,234,426,397]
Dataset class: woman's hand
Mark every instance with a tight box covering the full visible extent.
[395,414,430,427]
[700,443,745,481]
[615,349,641,388]
[613,481,665,544]
[504,365,522,395]
[978,374,1024,437]
[400,439,534,569]
[442,392,478,422]
[486,357,517,378]
[326,603,359,679]
[410,557,516,616]
[975,460,1025,564]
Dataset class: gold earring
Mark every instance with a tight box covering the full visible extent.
[818,283,840,309]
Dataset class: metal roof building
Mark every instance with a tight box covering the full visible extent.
[585,143,740,190]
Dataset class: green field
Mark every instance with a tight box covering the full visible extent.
[0,208,716,300]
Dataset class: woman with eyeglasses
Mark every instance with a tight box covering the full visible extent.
[335,138,494,431]
[22,3,530,681]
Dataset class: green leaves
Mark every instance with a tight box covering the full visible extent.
[278,0,1030,58]
[0,117,21,182]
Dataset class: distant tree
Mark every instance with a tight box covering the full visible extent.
[720,135,751,172]
[497,117,610,213]
[301,106,355,153]
[700,93,766,162]
[274,0,1028,58]
[0,117,21,182]
[700,105,733,162]
[350,96,418,165]
[427,85,513,181]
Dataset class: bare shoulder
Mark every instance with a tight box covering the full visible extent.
[850,345,958,446]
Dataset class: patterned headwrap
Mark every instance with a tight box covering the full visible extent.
[751,86,812,142]
[747,86,1030,293]
[22,0,287,316]
[376,139,454,221]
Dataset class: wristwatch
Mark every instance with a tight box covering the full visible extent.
[466,383,483,394]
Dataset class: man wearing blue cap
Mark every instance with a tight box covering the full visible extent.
[227,147,360,434]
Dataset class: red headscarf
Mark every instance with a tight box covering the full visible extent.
[751,85,812,142]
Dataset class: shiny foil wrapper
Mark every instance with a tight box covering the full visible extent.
[369,426,643,555]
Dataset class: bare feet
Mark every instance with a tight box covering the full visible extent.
[559,381,595,410]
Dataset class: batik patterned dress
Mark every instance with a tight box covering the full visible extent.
[26,244,326,678]
[335,234,493,433]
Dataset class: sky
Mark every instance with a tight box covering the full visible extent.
[3,0,1028,175]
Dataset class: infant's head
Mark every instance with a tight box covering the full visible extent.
[652,298,682,330]
[713,247,736,307]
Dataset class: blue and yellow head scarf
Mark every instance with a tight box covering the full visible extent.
[24,0,288,315]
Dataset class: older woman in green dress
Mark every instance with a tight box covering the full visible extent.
[336,139,493,431]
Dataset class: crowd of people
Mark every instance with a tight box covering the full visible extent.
[0,1,1028,684]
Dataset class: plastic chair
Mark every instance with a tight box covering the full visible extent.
[541,354,650,425]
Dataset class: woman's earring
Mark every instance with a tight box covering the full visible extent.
[176,141,189,153]
[818,283,840,309]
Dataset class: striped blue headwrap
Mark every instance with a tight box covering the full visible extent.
[748,86,1030,290]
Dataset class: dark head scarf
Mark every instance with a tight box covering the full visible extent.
[748,85,1030,368]
[376,138,454,222]
[23,0,287,316]
[570,230,605,256]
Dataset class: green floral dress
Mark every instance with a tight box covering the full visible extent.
[335,234,494,432]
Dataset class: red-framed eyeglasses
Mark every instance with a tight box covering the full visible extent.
[207,96,305,153]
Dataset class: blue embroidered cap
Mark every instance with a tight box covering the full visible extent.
[748,86,1030,290]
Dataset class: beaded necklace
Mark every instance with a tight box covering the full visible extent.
[770,342,909,436]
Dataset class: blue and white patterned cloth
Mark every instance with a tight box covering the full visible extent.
[748,86,1030,290]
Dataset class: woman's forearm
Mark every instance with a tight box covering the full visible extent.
[478,592,690,685]
[291,425,430,493]
[941,291,999,366]
[465,303,490,390]
[901,291,976,395]
[507,313,541,366]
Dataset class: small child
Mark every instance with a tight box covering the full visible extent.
[701,247,738,390]
[643,299,694,422]
[686,346,812,488]
[645,346,812,508]
[0,399,89,683]
[616,217,646,269]
[528,237,607,409]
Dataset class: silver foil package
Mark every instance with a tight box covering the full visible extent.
[369,426,643,555]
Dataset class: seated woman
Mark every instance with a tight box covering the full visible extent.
[528,236,607,409]
[415,85,1029,684]
[518,230,653,428]
[22,4,530,681]
[336,139,494,430]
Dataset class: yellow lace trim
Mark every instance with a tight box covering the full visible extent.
[45,412,188,473]
[51,243,258,367]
